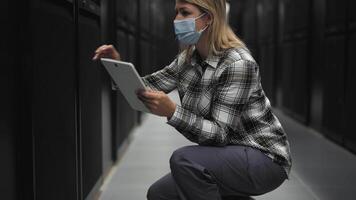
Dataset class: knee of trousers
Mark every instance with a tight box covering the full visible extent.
[169,146,193,171]
[146,183,160,200]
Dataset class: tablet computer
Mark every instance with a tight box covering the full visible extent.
[100,58,150,113]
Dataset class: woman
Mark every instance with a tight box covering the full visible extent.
[93,0,292,199]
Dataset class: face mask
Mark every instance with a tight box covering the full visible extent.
[174,13,209,45]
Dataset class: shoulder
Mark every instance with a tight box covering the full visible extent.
[216,47,258,76]
[221,47,257,66]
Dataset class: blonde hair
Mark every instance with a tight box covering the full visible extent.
[177,0,246,61]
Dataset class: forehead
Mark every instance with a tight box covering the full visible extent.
[175,1,199,11]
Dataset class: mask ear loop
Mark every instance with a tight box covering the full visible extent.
[196,12,206,20]
[197,12,211,33]
[199,25,209,33]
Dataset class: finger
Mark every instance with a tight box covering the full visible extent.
[95,45,112,54]
[137,95,149,102]
[137,94,156,104]
[96,48,110,55]
[141,91,160,100]
[95,45,107,53]
[92,52,104,60]
[139,98,156,110]
[92,51,111,60]
[139,97,157,106]
[145,102,157,110]
[102,45,115,53]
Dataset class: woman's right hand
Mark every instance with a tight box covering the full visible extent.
[92,44,121,61]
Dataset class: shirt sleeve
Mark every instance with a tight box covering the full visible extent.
[167,60,258,146]
[141,57,180,93]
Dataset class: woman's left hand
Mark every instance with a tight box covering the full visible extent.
[137,90,176,118]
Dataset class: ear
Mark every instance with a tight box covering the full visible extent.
[205,12,213,25]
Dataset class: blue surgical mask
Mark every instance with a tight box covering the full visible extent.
[174,13,208,45]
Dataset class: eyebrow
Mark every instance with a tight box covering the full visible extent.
[175,6,190,11]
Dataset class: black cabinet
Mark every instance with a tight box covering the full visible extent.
[241,0,257,54]
[116,30,128,60]
[292,40,309,122]
[281,0,294,39]
[0,1,20,199]
[255,0,277,104]
[31,1,79,199]
[349,0,356,31]
[140,0,150,32]
[0,2,18,199]
[345,33,356,152]
[309,0,326,131]
[280,42,294,113]
[257,0,275,42]
[259,44,276,103]
[141,40,152,76]
[128,34,137,64]
[126,0,138,25]
[29,0,105,199]
[325,0,347,33]
[321,35,346,143]
[293,0,309,33]
[78,4,103,198]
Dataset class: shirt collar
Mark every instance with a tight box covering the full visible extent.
[191,49,220,69]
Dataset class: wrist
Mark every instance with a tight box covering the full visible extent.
[167,103,177,119]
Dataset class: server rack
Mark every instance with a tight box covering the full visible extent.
[230,0,356,155]
[23,0,105,199]
[256,0,277,103]
[344,0,356,152]
[309,0,326,131]
[77,0,103,198]
[30,0,79,198]
[0,1,24,198]
[321,0,347,144]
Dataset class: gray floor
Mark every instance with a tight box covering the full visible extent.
[99,91,356,200]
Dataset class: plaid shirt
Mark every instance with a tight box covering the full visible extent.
[142,47,292,177]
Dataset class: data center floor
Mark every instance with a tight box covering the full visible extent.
[99,91,356,200]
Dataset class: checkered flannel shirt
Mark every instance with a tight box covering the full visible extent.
[142,47,292,177]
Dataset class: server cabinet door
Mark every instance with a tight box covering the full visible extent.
[31,1,79,199]
[257,0,276,42]
[349,0,356,28]
[280,42,294,113]
[309,0,326,131]
[77,2,103,198]
[345,33,356,152]
[141,40,152,76]
[259,44,276,103]
[241,0,258,54]
[322,35,346,143]
[281,0,295,40]
[140,0,150,33]
[292,40,309,123]
[293,0,309,33]
[325,0,347,33]
[0,1,18,199]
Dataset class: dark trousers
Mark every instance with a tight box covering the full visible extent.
[147,145,287,200]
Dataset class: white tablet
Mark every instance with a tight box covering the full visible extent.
[100,58,150,113]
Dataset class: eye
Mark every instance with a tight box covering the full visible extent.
[181,10,190,16]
